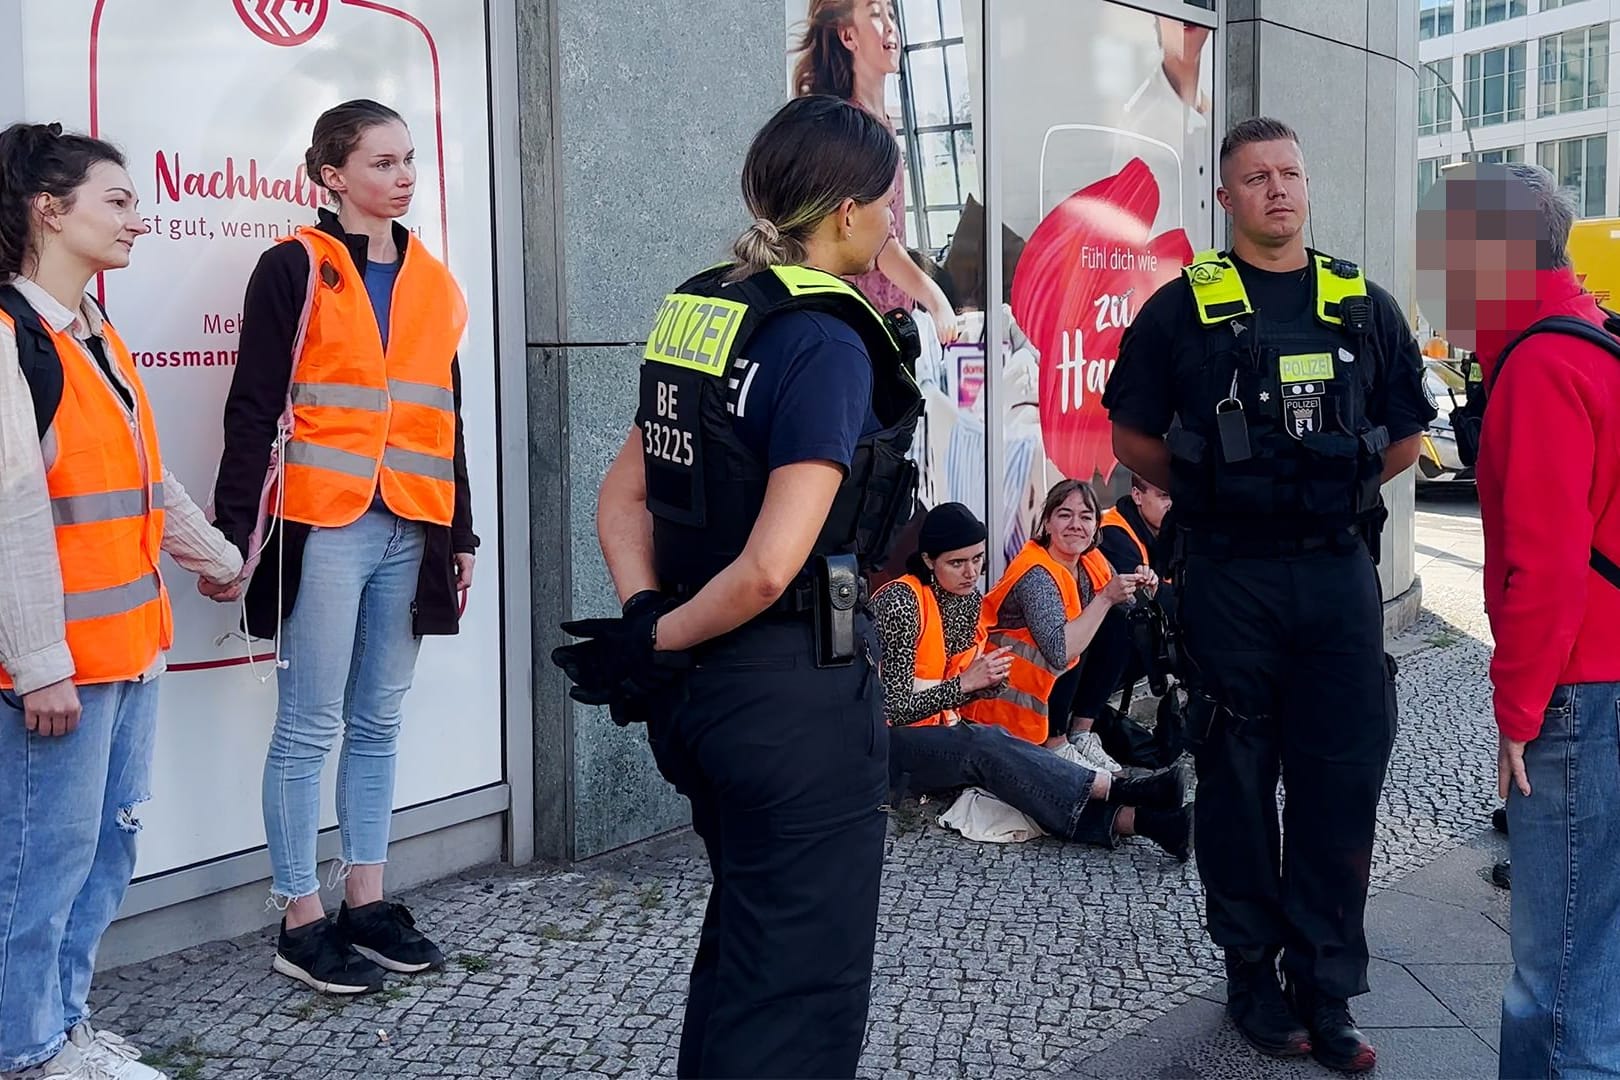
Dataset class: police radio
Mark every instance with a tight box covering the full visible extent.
[884,307,923,368]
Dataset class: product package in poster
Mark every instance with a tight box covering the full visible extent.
[16,0,505,875]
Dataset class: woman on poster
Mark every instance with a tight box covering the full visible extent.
[0,121,242,1079]
[209,100,478,996]
[793,0,960,345]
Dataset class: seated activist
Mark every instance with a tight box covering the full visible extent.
[961,479,1157,753]
[872,502,1191,859]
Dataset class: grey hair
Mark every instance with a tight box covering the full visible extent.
[1502,162,1576,270]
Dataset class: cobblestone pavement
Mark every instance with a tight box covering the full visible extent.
[94,506,1498,1080]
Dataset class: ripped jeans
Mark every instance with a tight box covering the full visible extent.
[0,678,158,1072]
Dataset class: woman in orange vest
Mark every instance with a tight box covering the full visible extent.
[961,479,1155,749]
[875,503,1190,856]
[0,122,243,1079]
[208,101,477,996]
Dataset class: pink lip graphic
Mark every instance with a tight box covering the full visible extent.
[1010,157,1193,484]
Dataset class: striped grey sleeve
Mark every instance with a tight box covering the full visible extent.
[1002,566,1070,668]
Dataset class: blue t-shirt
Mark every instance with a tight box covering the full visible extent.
[363,257,401,348]
[730,309,880,472]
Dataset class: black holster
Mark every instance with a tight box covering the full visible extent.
[813,554,859,668]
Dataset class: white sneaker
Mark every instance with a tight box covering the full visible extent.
[66,1026,166,1080]
[4,1041,124,1080]
[1070,731,1123,775]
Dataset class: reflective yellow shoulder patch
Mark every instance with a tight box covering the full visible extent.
[1314,253,1366,326]
[643,293,749,376]
[1184,251,1253,325]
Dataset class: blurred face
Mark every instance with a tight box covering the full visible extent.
[1217,138,1308,250]
[925,542,986,596]
[1415,164,1542,354]
[1131,482,1172,532]
[321,120,416,220]
[839,0,901,78]
[33,160,150,274]
[1043,490,1097,561]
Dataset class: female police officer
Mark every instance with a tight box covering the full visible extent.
[553,96,922,1079]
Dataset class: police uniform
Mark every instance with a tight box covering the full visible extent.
[1104,250,1435,1005]
[636,263,921,1079]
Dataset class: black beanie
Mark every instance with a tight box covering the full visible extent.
[917,502,986,558]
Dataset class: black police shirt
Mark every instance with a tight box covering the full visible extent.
[1102,253,1436,444]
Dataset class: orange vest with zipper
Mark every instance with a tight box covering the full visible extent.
[278,227,467,529]
[1100,506,1148,566]
[959,541,1092,743]
[891,574,985,727]
[0,307,172,689]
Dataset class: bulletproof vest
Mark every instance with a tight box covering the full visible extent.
[1164,249,1389,537]
[638,263,923,595]
[0,284,65,438]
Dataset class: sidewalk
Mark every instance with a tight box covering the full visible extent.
[1061,829,1511,1079]
[89,492,1503,1079]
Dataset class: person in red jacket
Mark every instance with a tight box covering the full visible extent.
[1418,160,1620,1077]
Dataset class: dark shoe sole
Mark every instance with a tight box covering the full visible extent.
[352,943,442,974]
[1234,1023,1313,1059]
[1313,1044,1377,1073]
[272,953,382,995]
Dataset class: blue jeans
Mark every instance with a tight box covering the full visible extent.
[888,721,1118,844]
[0,679,158,1071]
[263,508,424,900]
[1501,681,1620,1080]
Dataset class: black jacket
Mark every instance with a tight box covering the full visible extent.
[1098,495,1168,578]
[212,210,478,639]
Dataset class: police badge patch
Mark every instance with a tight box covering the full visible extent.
[1283,384,1322,439]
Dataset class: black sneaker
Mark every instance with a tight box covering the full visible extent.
[272,917,385,995]
[1134,804,1194,862]
[1286,980,1376,1073]
[335,900,445,974]
[1107,763,1187,809]
[1226,951,1312,1059]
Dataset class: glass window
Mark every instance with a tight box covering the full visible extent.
[905,46,951,126]
[1540,0,1585,9]
[1421,0,1455,39]
[895,0,974,254]
[1420,59,1455,136]
[901,0,940,43]
[1419,157,1450,204]
[1466,146,1525,164]
[1465,0,1526,28]
[917,130,960,208]
[1538,134,1608,217]
[1539,24,1607,116]
[1465,44,1527,126]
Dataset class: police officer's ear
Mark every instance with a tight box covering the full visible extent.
[835,196,858,238]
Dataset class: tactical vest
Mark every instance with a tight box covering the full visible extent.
[1165,249,1389,538]
[638,264,923,596]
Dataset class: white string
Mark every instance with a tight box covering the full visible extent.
[212,420,293,683]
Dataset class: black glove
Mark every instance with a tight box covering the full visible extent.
[551,592,691,724]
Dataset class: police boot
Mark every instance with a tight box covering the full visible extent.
[1285,979,1376,1074]
[1225,950,1311,1059]
[1132,804,1193,862]
[1106,762,1186,810]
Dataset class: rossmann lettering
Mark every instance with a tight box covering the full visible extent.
[132,348,239,369]
[154,150,320,208]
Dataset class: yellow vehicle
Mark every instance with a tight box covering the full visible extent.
[1416,216,1620,483]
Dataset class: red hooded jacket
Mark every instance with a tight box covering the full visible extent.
[1475,267,1620,741]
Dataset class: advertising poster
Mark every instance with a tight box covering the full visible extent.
[16,0,505,878]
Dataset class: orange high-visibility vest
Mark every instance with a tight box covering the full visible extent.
[889,574,985,726]
[1100,506,1148,566]
[959,541,1085,743]
[0,307,172,689]
[278,227,467,529]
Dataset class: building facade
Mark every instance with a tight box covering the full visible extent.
[1418,0,1619,214]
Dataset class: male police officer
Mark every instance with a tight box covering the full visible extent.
[1103,117,1434,1073]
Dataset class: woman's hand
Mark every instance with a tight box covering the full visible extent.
[22,677,81,737]
[198,575,244,603]
[1134,565,1160,597]
[455,553,476,592]
[1099,573,1139,608]
[929,302,961,346]
[958,646,1013,693]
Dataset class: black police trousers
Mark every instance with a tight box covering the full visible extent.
[646,616,888,1079]
[1179,546,1397,999]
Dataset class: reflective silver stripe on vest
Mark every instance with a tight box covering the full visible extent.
[52,488,148,527]
[382,447,455,483]
[63,571,161,622]
[988,632,1051,670]
[387,378,455,412]
[291,382,388,411]
[999,686,1050,717]
[151,481,165,510]
[284,441,377,479]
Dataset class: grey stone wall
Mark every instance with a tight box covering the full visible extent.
[518,0,788,859]
[1224,0,1423,601]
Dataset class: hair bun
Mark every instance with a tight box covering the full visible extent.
[750,218,782,245]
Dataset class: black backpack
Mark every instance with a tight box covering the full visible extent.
[1455,314,1620,590]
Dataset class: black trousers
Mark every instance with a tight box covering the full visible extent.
[647,617,888,1079]
[1178,547,1397,999]
[1047,606,1134,739]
